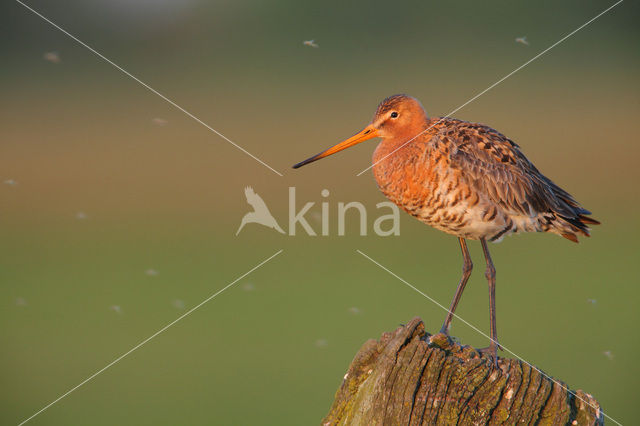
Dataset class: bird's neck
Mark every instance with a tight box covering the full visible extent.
[371,117,435,181]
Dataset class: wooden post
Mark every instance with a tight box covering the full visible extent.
[323,318,603,425]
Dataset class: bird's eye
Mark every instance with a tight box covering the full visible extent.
[390,111,399,118]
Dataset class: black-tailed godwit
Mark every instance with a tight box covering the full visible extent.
[293,94,599,363]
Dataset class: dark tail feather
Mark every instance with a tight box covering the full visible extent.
[541,177,599,242]
[578,215,600,225]
[556,212,600,243]
[561,233,579,243]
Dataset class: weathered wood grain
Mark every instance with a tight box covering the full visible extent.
[323,318,603,425]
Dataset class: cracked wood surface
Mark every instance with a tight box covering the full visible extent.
[323,318,603,425]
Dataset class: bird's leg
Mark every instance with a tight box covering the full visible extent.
[439,238,473,335]
[479,237,500,366]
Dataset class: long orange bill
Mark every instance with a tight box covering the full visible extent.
[292,125,379,169]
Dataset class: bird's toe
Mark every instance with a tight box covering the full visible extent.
[477,343,502,367]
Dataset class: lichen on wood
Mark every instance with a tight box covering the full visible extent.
[323,318,603,425]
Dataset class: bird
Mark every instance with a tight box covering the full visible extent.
[293,94,599,364]
[515,36,530,46]
[236,186,285,235]
[303,40,319,48]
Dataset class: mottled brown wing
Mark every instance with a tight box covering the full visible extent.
[436,119,582,218]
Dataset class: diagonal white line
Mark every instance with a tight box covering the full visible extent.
[356,249,621,426]
[15,0,284,177]
[17,249,284,426]
[357,0,623,176]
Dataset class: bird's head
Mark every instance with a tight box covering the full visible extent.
[293,94,428,169]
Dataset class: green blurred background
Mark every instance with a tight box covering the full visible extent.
[2,0,639,424]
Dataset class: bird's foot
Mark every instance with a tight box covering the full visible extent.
[438,323,452,336]
[434,325,463,347]
[477,341,502,367]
